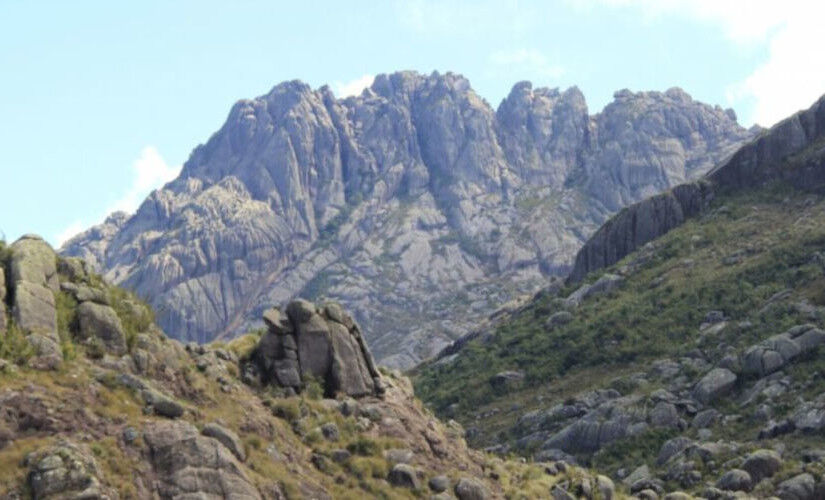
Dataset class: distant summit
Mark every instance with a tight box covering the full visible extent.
[63,71,756,368]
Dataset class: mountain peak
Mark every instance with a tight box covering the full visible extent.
[63,72,756,367]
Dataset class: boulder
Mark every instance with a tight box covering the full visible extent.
[740,449,781,483]
[596,475,615,500]
[247,300,383,398]
[143,420,261,499]
[716,469,752,492]
[777,473,816,500]
[387,463,419,489]
[429,475,450,493]
[202,422,246,462]
[649,401,680,428]
[27,440,111,499]
[142,389,185,419]
[77,301,127,355]
[454,477,490,500]
[10,235,58,292]
[692,368,737,404]
[59,282,107,305]
[12,281,56,335]
[657,437,692,466]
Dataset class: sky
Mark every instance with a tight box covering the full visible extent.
[1,0,823,247]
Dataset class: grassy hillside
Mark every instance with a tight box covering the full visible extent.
[414,183,825,495]
[0,239,624,499]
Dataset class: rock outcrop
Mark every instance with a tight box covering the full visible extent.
[245,299,384,397]
[62,72,755,368]
[569,93,825,283]
[8,235,62,370]
[143,420,261,499]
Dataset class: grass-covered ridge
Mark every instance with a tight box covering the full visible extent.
[415,183,825,417]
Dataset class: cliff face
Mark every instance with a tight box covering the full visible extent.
[62,72,755,368]
[568,94,825,284]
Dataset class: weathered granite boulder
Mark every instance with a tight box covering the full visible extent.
[248,300,384,398]
[9,235,61,369]
[742,325,825,377]
[143,420,261,499]
[741,449,781,483]
[11,235,59,293]
[202,422,246,462]
[692,368,737,404]
[26,440,112,499]
[77,301,127,355]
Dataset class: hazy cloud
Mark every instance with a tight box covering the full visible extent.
[54,146,180,247]
[333,74,375,98]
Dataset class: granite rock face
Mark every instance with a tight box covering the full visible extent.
[8,235,62,369]
[62,72,754,368]
[246,299,384,397]
[569,93,825,283]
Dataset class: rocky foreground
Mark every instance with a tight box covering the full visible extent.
[62,71,756,369]
[0,235,642,499]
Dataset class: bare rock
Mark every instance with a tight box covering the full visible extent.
[77,301,127,355]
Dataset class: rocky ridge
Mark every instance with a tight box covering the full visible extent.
[62,72,756,368]
[0,236,644,498]
[415,93,825,499]
[569,93,825,283]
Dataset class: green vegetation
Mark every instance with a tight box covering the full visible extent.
[415,185,825,418]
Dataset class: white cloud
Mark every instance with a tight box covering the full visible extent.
[489,49,565,80]
[571,0,825,127]
[109,146,180,214]
[333,74,374,98]
[54,220,87,248]
[53,146,180,248]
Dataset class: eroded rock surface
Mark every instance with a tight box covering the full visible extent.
[246,300,383,397]
[62,73,755,368]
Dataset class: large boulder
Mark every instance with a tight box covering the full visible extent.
[143,420,261,499]
[776,473,816,500]
[202,422,246,462]
[10,235,59,293]
[8,236,61,369]
[12,281,57,335]
[716,469,752,492]
[742,326,825,377]
[77,301,127,355]
[692,368,737,404]
[26,440,112,499]
[741,449,781,483]
[248,300,384,398]
[454,477,490,500]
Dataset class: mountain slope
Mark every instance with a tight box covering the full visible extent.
[414,94,825,497]
[0,237,633,499]
[62,71,756,368]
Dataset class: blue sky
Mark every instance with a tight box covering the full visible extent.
[1,0,822,246]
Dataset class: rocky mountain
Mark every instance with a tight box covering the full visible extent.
[569,93,825,283]
[0,237,635,499]
[62,71,756,368]
[414,94,825,498]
